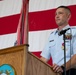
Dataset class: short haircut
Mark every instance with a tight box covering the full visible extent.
[57,6,71,13]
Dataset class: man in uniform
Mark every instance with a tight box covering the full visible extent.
[40,6,76,75]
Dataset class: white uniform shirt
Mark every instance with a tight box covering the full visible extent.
[41,25,76,66]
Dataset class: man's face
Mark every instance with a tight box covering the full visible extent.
[55,8,70,26]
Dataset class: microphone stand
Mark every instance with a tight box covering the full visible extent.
[59,28,70,75]
[63,33,66,75]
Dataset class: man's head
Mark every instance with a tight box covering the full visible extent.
[55,6,71,26]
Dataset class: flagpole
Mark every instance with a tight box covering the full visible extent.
[20,7,24,44]
[24,0,29,45]
[20,0,29,45]
[22,1,29,75]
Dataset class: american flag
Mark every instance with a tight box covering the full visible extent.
[0,0,76,65]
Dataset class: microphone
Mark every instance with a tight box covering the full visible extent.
[58,28,70,36]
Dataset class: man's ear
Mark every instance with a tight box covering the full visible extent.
[68,13,71,21]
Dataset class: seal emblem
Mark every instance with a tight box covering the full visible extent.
[0,64,15,75]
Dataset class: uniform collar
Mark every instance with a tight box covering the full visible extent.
[62,25,70,30]
[55,25,71,34]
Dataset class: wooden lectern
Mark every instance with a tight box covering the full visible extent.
[0,44,61,75]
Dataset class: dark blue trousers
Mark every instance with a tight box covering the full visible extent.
[62,69,76,75]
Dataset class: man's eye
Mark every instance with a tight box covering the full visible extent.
[59,12,63,14]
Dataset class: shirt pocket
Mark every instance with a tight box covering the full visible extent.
[49,40,56,55]
[65,40,72,55]
[49,40,56,48]
[66,40,70,46]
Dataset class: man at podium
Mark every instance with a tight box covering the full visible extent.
[40,6,76,75]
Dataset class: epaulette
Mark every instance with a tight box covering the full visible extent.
[50,30,57,35]
[50,29,57,35]
[50,31,54,34]
[71,26,76,29]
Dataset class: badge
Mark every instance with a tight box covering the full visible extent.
[65,33,72,40]
[61,43,64,50]
[61,43,68,50]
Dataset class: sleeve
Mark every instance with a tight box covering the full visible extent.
[40,35,51,60]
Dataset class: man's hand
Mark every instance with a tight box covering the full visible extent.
[53,63,63,73]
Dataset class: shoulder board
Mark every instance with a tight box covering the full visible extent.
[50,30,57,35]
[71,26,76,29]
[50,31,54,34]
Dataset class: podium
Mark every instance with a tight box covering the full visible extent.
[0,44,61,75]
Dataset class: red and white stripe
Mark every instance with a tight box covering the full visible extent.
[0,0,76,65]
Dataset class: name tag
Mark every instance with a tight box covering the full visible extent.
[49,40,54,42]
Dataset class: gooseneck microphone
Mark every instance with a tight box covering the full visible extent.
[58,28,70,36]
